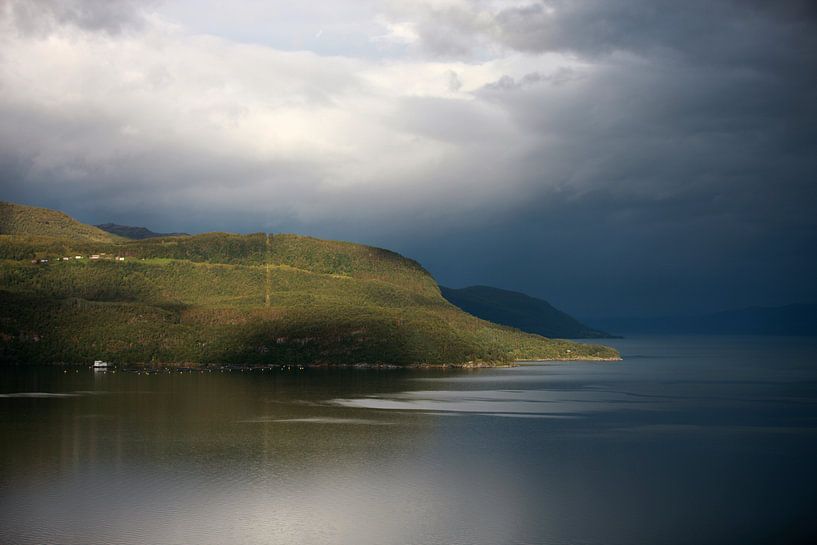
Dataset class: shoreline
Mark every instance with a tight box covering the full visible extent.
[5,356,622,370]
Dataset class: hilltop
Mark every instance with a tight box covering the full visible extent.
[96,223,190,240]
[0,201,118,243]
[0,202,619,366]
[441,286,614,339]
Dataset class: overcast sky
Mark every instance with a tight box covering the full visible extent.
[1,0,815,317]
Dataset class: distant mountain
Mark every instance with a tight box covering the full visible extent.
[96,223,189,240]
[589,304,817,336]
[0,201,118,242]
[440,285,614,339]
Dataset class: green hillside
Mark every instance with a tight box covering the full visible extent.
[441,285,614,339]
[0,201,120,243]
[0,203,619,366]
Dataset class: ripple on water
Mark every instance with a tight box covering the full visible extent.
[328,388,665,416]
[238,417,393,425]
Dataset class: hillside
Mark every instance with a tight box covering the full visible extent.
[0,202,619,366]
[96,223,190,239]
[590,304,817,336]
[441,286,614,339]
[0,201,119,243]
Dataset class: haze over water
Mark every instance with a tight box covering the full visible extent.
[2,335,816,545]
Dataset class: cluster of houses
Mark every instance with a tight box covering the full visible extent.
[31,253,127,265]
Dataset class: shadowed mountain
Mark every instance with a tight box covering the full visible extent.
[440,285,614,339]
[96,223,190,240]
[589,304,817,336]
[0,201,619,365]
[0,201,119,243]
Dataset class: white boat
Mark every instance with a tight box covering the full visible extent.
[93,360,109,369]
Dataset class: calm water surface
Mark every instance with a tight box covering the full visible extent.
[2,336,817,544]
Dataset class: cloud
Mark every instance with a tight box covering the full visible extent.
[0,0,815,314]
[371,16,419,46]
[383,0,817,63]
[2,0,160,35]
[0,7,573,230]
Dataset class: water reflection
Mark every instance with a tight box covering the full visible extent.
[2,336,817,544]
[330,387,668,415]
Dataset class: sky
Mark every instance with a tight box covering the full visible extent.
[0,0,815,318]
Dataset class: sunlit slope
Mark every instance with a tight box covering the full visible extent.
[0,208,619,365]
[0,201,119,243]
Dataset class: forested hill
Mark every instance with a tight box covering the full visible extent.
[0,201,619,366]
[0,201,118,242]
[441,285,614,339]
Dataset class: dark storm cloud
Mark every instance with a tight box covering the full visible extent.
[358,0,817,315]
[0,0,815,315]
[406,0,817,63]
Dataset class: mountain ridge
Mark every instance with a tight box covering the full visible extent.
[0,201,119,243]
[0,201,619,366]
[96,223,190,240]
[441,285,614,339]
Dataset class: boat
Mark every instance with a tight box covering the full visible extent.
[93,360,109,369]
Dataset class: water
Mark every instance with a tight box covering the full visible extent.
[1,336,816,545]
